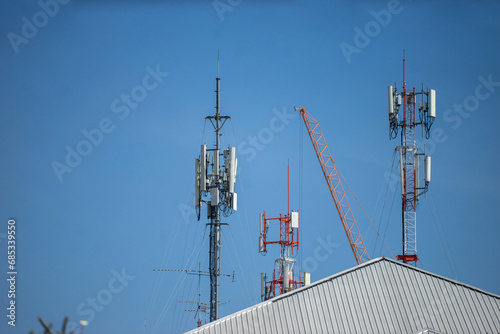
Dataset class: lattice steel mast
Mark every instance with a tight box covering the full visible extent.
[388,53,436,266]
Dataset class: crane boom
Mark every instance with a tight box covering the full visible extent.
[297,107,369,265]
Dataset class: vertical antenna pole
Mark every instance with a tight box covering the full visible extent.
[402,52,406,258]
[209,53,221,322]
[199,52,236,322]
[210,71,221,321]
[403,49,406,92]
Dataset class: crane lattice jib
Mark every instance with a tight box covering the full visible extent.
[299,108,369,265]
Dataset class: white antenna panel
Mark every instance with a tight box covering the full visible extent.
[195,158,201,208]
[428,89,436,118]
[291,211,299,229]
[397,146,405,195]
[213,150,219,176]
[259,212,263,234]
[231,193,237,211]
[260,273,265,298]
[234,158,237,179]
[414,154,419,192]
[229,147,236,193]
[200,145,207,192]
[304,272,311,286]
[388,86,394,115]
[425,156,431,183]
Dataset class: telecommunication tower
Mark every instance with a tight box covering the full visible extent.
[259,166,308,301]
[194,63,237,322]
[387,53,436,266]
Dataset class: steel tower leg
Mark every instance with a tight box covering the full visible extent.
[209,76,222,322]
[397,83,419,266]
[209,216,220,322]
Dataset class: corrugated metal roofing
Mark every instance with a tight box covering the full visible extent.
[185,257,500,334]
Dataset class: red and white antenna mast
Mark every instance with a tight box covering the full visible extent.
[258,165,307,301]
[388,51,436,266]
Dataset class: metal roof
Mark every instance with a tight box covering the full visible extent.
[185,257,500,334]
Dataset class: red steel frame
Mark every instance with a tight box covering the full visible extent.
[261,166,303,300]
[261,211,299,255]
[298,107,369,265]
[263,267,302,301]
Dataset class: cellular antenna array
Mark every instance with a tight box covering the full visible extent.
[195,61,238,322]
[258,165,307,301]
[387,52,436,266]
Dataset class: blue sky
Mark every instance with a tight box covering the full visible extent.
[1,0,499,333]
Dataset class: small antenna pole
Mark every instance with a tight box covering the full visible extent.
[288,160,290,215]
[403,49,406,91]
[217,50,220,78]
